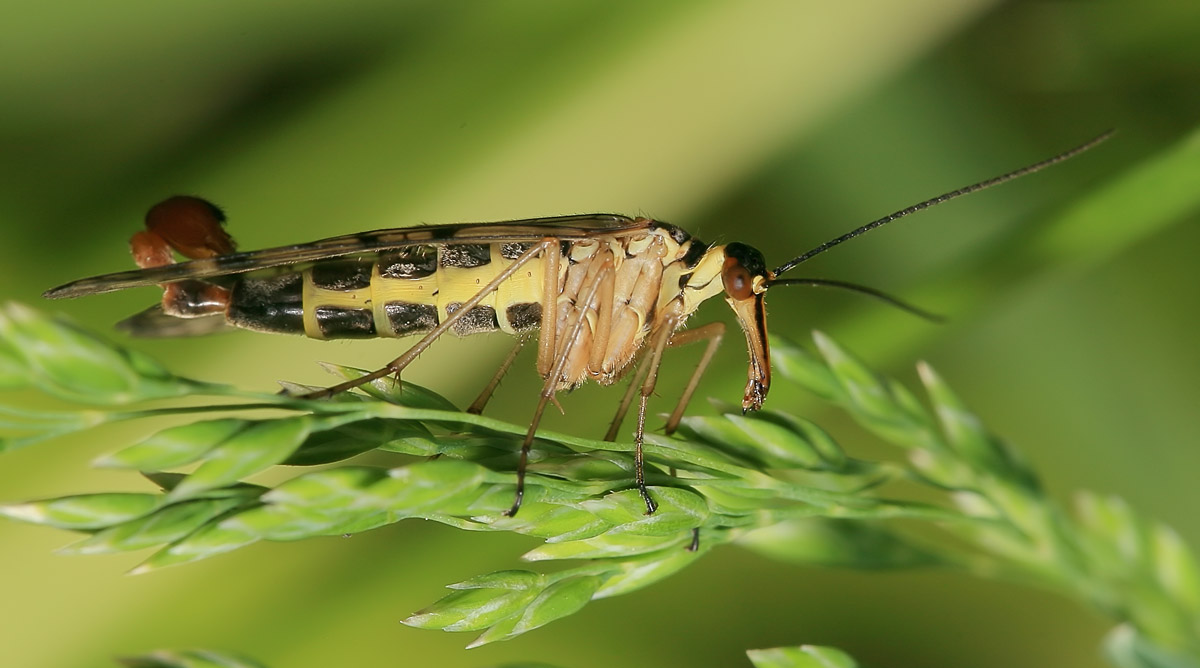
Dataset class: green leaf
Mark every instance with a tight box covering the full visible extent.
[283,418,432,466]
[532,452,632,481]
[917,362,1036,490]
[0,329,27,390]
[771,337,841,400]
[577,487,708,536]
[422,433,532,462]
[0,302,197,404]
[143,472,188,492]
[8,302,1200,658]
[725,414,826,469]
[263,467,390,508]
[747,645,862,668]
[59,497,250,555]
[699,484,793,515]
[403,571,544,632]
[370,460,490,513]
[674,414,763,462]
[524,532,686,561]
[813,332,893,418]
[317,363,459,411]
[1104,624,1200,668]
[806,334,940,453]
[485,502,613,542]
[449,570,546,591]
[641,432,754,478]
[166,417,315,501]
[1075,492,1148,579]
[141,473,266,499]
[1150,524,1200,614]
[225,502,384,542]
[469,575,601,646]
[0,411,108,454]
[594,546,704,598]
[812,333,940,452]
[117,648,267,668]
[0,493,159,530]
[750,412,846,469]
[677,409,841,471]
[211,468,394,540]
[738,518,945,569]
[132,518,261,573]
[96,419,249,471]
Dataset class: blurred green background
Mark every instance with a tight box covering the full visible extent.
[2,2,1198,666]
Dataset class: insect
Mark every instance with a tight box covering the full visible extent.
[44,132,1110,518]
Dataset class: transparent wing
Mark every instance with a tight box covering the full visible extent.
[45,214,647,299]
[115,304,233,337]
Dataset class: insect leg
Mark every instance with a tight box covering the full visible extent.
[629,320,680,515]
[508,256,614,517]
[301,239,556,399]
[656,322,726,552]
[466,339,524,415]
[535,238,561,378]
[602,322,724,441]
[604,361,652,442]
[587,256,616,371]
[662,322,726,435]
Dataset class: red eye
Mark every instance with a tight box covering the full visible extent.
[722,260,754,300]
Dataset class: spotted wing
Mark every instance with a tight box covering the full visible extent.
[45,214,647,299]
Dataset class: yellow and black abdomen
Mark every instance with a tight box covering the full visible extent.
[226,242,551,340]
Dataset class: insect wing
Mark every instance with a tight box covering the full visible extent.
[115,304,232,337]
[44,214,647,299]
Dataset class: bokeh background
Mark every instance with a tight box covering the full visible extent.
[2,2,1198,666]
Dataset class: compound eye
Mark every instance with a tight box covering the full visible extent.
[722,259,754,300]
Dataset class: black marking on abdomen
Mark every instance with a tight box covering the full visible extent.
[315,306,376,338]
[228,272,305,334]
[310,260,373,290]
[500,242,534,259]
[385,302,439,336]
[506,302,542,332]
[440,244,491,269]
[379,246,437,279]
[446,302,499,335]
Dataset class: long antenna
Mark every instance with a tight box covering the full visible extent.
[766,277,944,321]
[771,130,1113,277]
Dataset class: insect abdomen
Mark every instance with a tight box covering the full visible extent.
[225,242,550,339]
[226,272,306,335]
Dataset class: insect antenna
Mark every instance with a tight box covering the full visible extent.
[771,130,1114,277]
[765,277,944,322]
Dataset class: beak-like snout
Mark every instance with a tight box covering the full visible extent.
[727,293,770,412]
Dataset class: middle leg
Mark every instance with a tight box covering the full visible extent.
[605,320,726,441]
[466,339,525,415]
[506,255,614,517]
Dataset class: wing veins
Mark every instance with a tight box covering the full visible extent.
[45,214,646,298]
